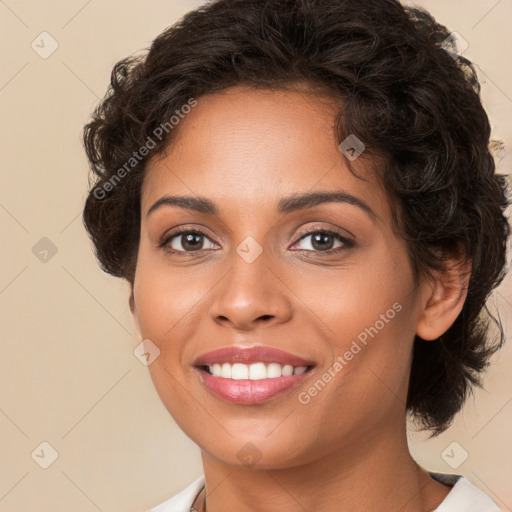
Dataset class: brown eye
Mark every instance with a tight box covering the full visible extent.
[161,229,218,252]
[291,229,354,253]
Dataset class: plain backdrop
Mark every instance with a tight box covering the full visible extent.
[1,1,511,511]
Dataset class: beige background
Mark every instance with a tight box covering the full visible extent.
[0,1,511,510]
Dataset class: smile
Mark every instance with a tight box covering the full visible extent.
[205,362,309,379]
[193,345,316,404]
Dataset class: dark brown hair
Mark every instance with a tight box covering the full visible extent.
[82,0,510,434]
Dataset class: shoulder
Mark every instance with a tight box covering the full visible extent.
[430,472,502,512]
[146,476,205,512]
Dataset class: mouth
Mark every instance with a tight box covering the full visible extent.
[201,362,312,379]
[193,346,316,404]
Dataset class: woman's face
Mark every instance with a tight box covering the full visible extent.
[132,85,427,469]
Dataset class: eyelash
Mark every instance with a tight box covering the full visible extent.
[159,226,355,256]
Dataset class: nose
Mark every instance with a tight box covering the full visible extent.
[208,248,293,331]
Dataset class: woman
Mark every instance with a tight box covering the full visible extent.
[82,0,510,510]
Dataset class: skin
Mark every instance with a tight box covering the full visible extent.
[131,85,469,511]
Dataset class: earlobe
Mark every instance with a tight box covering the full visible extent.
[415,258,471,341]
[129,288,142,334]
[129,290,136,314]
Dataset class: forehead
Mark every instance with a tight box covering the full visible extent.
[141,85,391,221]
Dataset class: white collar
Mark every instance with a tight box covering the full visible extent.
[148,473,501,512]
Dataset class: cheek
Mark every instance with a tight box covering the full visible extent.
[293,244,416,346]
[133,259,203,425]
[131,260,193,413]
[304,244,418,396]
[133,251,211,344]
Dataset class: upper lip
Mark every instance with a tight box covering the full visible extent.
[193,346,316,367]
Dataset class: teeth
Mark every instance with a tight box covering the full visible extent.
[267,363,282,378]
[232,363,248,380]
[221,363,231,378]
[282,364,294,376]
[207,362,309,380]
[249,362,267,380]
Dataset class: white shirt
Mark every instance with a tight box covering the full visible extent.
[148,472,501,512]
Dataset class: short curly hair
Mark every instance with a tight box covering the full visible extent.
[82,0,510,434]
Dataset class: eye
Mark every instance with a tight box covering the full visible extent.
[160,228,218,253]
[290,229,354,253]
[159,226,354,255]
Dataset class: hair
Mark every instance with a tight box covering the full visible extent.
[82,0,510,435]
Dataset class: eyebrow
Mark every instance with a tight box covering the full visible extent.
[147,191,376,220]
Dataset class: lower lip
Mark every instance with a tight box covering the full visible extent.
[196,367,313,404]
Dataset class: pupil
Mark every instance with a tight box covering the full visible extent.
[312,233,333,250]
[183,233,202,251]
[179,233,335,251]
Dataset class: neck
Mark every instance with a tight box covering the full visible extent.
[198,422,451,512]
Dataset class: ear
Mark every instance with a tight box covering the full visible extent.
[129,286,142,335]
[416,257,471,341]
